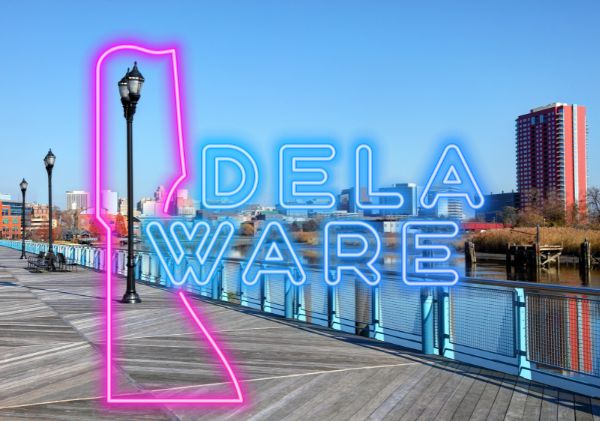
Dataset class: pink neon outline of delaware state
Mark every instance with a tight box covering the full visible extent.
[94,43,244,405]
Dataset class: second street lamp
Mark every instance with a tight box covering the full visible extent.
[118,62,144,304]
[43,149,56,270]
[19,178,28,259]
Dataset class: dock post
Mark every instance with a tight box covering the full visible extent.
[464,241,476,269]
[580,239,591,285]
[514,245,523,269]
[526,243,541,282]
[534,242,541,268]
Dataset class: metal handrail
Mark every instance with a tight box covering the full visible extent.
[131,249,600,297]
[5,239,598,296]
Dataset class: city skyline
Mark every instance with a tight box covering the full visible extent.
[1,2,600,208]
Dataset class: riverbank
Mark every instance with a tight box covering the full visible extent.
[466,227,600,256]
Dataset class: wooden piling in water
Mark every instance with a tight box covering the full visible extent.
[505,243,513,272]
[465,241,476,269]
[580,239,591,285]
[505,240,562,281]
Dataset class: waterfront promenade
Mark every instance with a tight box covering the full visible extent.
[0,247,599,420]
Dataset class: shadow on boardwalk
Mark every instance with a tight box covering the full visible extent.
[0,246,598,420]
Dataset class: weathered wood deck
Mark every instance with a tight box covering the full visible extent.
[0,246,599,420]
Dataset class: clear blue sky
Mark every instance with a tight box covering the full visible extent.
[1,1,599,208]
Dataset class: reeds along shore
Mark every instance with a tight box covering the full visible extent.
[467,227,600,256]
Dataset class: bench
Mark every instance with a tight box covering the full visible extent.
[27,252,45,270]
[57,252,78,272]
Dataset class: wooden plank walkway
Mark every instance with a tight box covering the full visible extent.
[0,246,599,420]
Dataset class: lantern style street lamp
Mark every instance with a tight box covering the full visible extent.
[43,149,56,270]
[118,62,144,304]
[19,178,28,259]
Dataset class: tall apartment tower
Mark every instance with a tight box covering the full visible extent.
[516,103,587,217]
[66,190,89,211]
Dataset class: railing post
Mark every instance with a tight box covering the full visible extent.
[212,263,221,300]
[147,254,153,282]
[371,284,383,340]
[240,263,248,307]
[515,287,532,380]
[220,263,228,301]
[327,275,340,330]
[284,278,294,319]
[437,286,451,357]
[135,254,142,280]
[260,272,266,312]
[165,257,177,288]
[296,283,306,322]
[421,286,435,355]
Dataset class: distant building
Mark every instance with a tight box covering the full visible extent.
[377,183,418,217]
[30,203,48,227]
[118,197,127,215]
[477,191,519,222]
[516,103,587,217]
[440,198,464,220]
[101,190,118,214]
[137,197,152,213]
[154,185,166,202]
[419,188,465,220]
[66,190,89,211]
[0,197,30,239]
[276,204,308,219]
[29,203,57,235]
[338,188,353,212]
[175,189,196,216]
[337,187,371,214]
[141,200,160,217]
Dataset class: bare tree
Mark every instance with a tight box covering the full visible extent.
[588,187,600,224]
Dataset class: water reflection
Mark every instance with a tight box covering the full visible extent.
[462,260,600,287]
[140,242,600,288]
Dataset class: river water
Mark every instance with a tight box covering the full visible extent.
[228,244,600,288]
[460,259,600,287]
[126,240,600,288]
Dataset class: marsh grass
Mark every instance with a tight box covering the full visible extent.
[467,227,600,255]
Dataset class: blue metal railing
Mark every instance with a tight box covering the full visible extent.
[2,239,600,397]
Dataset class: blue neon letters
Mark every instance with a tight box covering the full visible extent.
[145,142,484,288]
[146,220,235,286]
[242,221,306,286]
[420,144,484,210]
[401,221,460,286]
[324,221,381,286]
[202,145,259,209]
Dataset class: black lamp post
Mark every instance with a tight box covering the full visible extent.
[43,149,56,269]
[118,62,144,304]
[19,178,28,259]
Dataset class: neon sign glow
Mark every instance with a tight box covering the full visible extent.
[94,43,243,406]
[94,42,484,408]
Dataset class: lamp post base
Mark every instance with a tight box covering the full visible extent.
[121,291,142,304]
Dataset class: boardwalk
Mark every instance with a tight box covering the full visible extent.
[0,247,599,420]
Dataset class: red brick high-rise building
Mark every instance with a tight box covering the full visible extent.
[516,103,587,219]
